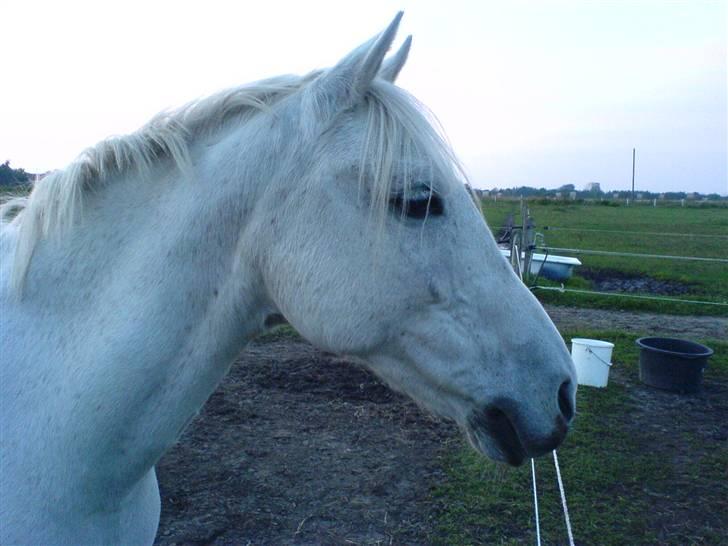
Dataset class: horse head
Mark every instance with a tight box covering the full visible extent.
[257,13,577,465]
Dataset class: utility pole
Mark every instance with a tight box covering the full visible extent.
[631,148,636,201]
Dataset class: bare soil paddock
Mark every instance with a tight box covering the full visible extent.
[155,308,726,545]
[155,338,453,545]
[543,304,727,340]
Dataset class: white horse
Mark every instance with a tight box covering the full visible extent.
[0,13,576,545]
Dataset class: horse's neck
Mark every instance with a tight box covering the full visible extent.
[2,127,281,505]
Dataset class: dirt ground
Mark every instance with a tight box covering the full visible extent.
[543,304,727,340]
[612,364,728,543]
[155,338,455,545]
[155,308,726,545]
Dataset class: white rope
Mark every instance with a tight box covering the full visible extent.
[553,450,575,546]
[531,458,542,546]
[531,454,576,546]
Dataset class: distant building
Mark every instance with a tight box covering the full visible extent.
[471,188,494,198]
[584,182,601,193]
[569,191,577,200]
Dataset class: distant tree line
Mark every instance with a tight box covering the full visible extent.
[470,183,724,201]
[2,160,724,201]
[0,161,31,186]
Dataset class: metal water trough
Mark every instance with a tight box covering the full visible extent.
[636,337,714,393]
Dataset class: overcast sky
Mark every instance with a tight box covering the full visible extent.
[1,0,726,194]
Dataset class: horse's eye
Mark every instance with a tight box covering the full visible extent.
[390,189,444,219]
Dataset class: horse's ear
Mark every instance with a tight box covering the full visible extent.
[379,35,412,83]
[306,12,403,121]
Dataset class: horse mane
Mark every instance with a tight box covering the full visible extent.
[1,71,465,295]
[1,73,316,219]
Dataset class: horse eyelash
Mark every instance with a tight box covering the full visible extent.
[389,187,444,219]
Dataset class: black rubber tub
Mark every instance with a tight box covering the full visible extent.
[636,337,714,393]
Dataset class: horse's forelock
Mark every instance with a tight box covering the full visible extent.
[358,80,467,230]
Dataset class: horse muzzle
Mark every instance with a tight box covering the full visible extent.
[465,392,572,466]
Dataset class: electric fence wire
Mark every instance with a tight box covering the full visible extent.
[542,226,728,239]
[532,285,728,307]
[537,246,728,264]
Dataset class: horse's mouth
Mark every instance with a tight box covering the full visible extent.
[465,402,571,466]
[466,407,527,466]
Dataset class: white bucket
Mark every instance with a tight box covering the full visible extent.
[571,338,614,388]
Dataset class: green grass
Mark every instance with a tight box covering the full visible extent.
[432,330,728,545]
[480,199,728,316]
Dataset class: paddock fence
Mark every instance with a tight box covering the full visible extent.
[501,208,728,311]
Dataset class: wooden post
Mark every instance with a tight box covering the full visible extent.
[521,205,528,282]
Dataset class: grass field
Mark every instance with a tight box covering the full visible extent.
[433,329,728,545]
[479,199,728,317]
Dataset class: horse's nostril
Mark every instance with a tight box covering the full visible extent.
[484,405,509,425]
[558,380,574,422]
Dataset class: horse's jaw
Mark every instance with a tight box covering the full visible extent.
[354,311,576,466]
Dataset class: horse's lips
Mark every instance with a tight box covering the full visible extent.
[466,410,528,466]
